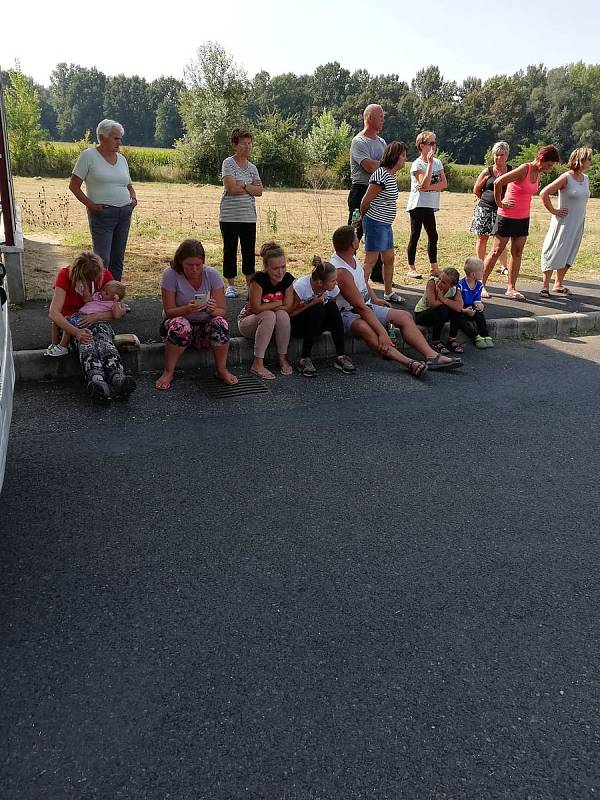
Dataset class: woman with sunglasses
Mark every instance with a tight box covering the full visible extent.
[405,131,447,280]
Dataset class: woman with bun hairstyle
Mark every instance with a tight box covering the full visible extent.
[289,256,356,377]
[219,128,263,298]
[238,241,294,380]
[482,144,561,301]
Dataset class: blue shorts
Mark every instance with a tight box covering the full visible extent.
[340,303,390,334]
[363,215,394,252]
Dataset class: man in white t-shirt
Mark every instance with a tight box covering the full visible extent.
[331,225,462,374]
[348,104,386,283]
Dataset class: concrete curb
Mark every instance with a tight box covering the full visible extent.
[13,311,600,383]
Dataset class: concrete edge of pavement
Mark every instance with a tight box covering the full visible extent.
[12,311,600,383]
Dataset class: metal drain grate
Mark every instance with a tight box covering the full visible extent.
[201,372,270,399]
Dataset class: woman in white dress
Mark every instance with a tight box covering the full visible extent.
[540,147,593,295]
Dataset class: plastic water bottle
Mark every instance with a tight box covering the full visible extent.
[388,323,397,348]
[351,209,361,226]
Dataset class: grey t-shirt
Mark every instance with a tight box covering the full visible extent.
[350,133,386,185]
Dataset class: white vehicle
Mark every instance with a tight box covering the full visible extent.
[0,259,14,492]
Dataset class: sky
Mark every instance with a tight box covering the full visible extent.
[3,0,600,87]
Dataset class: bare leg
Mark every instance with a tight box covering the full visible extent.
[363,251,380,284]
[212,342,238,385]
[476,235,488,262]
[382,249,395,295]
[507,236,527,293]
[553,266,570,290]
[483,236,509,286]
[350,318,414,367]
[542,269,552,292]
[388,309,456,364]
[250,357,275,379]
[155,341,186,390]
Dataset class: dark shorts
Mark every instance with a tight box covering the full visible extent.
[495,216,530,239]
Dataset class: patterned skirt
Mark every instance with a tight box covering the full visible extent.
[470,204,497,236]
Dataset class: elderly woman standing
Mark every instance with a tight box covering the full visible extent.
[470,142,512,274]
[540,147,593,296]
[69,119,137,281]
[219,128,263,298]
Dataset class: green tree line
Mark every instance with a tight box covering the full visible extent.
[2,42,600,189]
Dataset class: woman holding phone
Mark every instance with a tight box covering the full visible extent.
[405,131,447,279]
[155,239,238,390]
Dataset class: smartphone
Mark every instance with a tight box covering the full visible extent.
[194,292,208,304]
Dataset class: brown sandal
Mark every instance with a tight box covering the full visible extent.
[406,360,427,378]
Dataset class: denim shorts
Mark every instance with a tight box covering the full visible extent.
[340,303,390,334]
[363,215,394,252]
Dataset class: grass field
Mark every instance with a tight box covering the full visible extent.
[15,176,600,298]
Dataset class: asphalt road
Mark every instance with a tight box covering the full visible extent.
[2,337,600,799]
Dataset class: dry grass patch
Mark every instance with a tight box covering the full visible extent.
[15,177,600,298]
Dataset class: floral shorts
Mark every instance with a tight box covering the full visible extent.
[470,204,497,236]
[160,316,229,349]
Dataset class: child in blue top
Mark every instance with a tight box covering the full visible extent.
[449,257,494,349]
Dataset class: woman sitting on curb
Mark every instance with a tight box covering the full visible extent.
[238,241,294,380]
[414,268,465,354]
[289,256,356,377]
[155,239,238,390]
[48,251,136,404]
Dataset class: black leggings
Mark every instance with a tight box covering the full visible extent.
[414,305,454,341]
[407,208,438,265]
[290,302,345,358]
[219,221,256,279]
[449,309,490,339]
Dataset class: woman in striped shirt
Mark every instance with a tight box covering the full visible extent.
[219,128,263,298]
[359,141,407,304]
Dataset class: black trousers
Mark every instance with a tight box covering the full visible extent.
[414,305,453,341]
[219,221,256,279]
[348,183,383,282]
[407,207,438,265]
[449,309,490,339]
[290,302,345,358]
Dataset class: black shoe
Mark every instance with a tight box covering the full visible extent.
[87,378,111,405]
[111,373,137,400]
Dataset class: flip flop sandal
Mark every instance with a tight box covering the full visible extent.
[406,360,427,378]
[447,339,464,354]
[497,266,509,276]
[540,288,550,296]
[432,341,450,355]
[250,367,276,380]
[505,290,526,301]
[554,287,572,295]
[426,355,462,371]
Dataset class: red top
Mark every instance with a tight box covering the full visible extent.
[54,266,113,316]
[498,163,539,220]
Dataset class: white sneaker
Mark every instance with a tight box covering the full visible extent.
[224,286,238,299]
[44,344,69,357]
[383,291,404,304]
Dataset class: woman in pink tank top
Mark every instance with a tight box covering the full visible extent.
[482,145,560,301]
